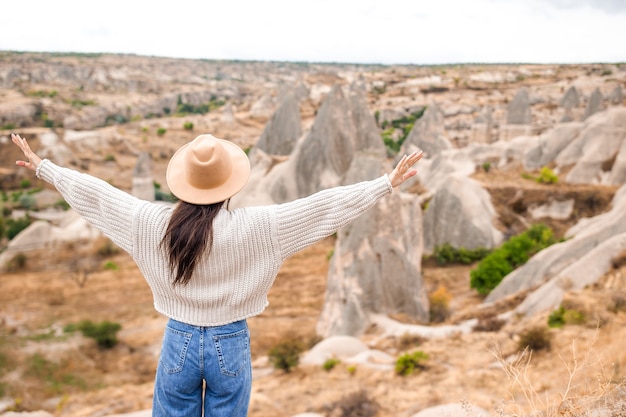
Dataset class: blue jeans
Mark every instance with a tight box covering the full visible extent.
[153,319,252,417]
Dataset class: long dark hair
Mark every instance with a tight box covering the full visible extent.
[160,201,224,286]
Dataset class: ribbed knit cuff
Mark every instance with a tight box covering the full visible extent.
[35,159,49,179]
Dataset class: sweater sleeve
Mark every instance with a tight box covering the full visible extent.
[36,159,142,254]
[273,175,393,260]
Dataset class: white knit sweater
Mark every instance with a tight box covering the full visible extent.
[37,159,393,326]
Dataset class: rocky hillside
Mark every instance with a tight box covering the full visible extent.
[1,52,626,416]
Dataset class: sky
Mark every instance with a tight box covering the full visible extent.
[2,0,625,65]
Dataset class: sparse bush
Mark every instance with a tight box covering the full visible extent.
[19,179,31,189]
[183,121,194,130]
[429,285,452,323]
[64,320,122,349]
[157,127,167,136]
[104,154,116,162]
[548,305,585,328]
[609,294,626,314]
[6,253,27,271]
[268,338,304,373]
[482,162,491,172]
[611,250,626,270]
[474,316,505,332]
[470,224,556,295]
[323,358,340,371]
[96,239,119,257]
[396,333,426,351]
[326,390,379,417]
[26,353,87,394]
[347,365,357,376]
[517,326,551,352]
[395,350,429,376]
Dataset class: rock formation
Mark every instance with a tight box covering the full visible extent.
[294,84,386,197]
[423,173,503,253]
[499,87,533,141]
[131,152,155,201]
[553,107,626,184]
[255,92,302,156]
[583,87,605,120]
[317,153,428,336]
[401,103,452,158]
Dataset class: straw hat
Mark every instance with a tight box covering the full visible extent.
[166,134,250,204]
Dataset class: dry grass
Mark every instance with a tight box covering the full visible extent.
[485,323,626,417]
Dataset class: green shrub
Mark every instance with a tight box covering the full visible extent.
[157,127,167,136]
[380,108,426,155]
[323,358,341,371]
[64,320,121,349]
[522,167,559,184]
[19,179,31,189]
[432,243,489,265]
[102,261,118,271]
[395,350,429,376]
[548,306,586,328]
[18,194,36,210]
[183,121,194,130]
[470,224,556,295]
[69,98,95,108]
[537,167,558,184]
[6,215,32,240]
[482,162,491,172]
[54,199,70,210]
[268,338,304,373]
[11,190,23,202]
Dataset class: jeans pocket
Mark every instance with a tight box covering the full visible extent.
[212,328,250,377]
[159,326,192,374]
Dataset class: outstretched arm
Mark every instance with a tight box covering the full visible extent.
[274,150,424,260]
[10,133,142,255]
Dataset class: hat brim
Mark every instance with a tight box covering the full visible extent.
[166,138,250,204]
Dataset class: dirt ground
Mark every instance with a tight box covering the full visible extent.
[3,193,626,417]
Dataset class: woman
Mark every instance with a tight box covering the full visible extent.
[11,132,422,417]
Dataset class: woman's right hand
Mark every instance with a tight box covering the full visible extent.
[388,150,424,188]
[11,133,41,172]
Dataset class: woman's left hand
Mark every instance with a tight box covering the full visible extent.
[388,149,424,188]
[11,133,41,172]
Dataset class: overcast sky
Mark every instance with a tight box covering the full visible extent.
[2,0,625,65]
